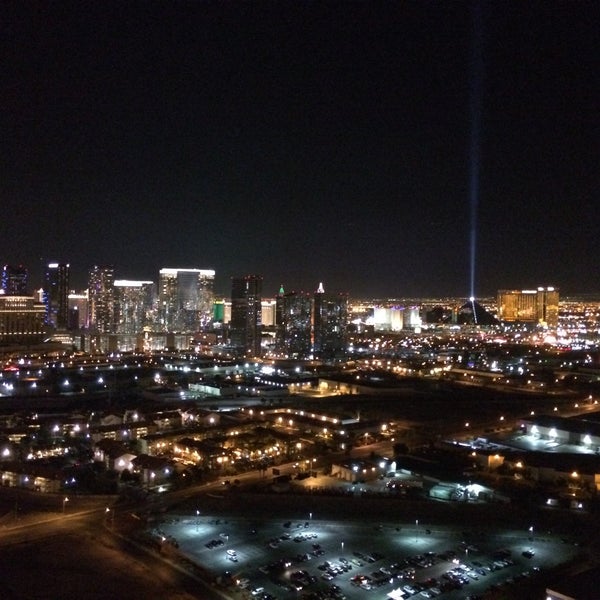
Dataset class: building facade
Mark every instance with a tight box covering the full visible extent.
[1,265,28,296]
[114,280,155,334]
[88,265,115,333]
[313,285,348,359]
[278,291,312,358]
[68,291,89,330]
[0,296,46,345]
[497,287,559,328]
[43,262,70,329]
[230,275,262,357]
[158,268,215,332]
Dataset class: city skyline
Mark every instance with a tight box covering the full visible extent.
[0,258,568,303]
[1,2,597,297]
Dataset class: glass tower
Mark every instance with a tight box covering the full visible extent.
[230,275,262,357]
[44,262,70,329]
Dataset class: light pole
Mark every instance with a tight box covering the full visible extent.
[105,506,115,527]
[341,541,344,555]
[196,509,200,532]
[62,496,69,514]
[415,519,418,543]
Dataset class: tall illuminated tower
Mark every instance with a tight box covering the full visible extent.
[313,283,348,359]
[44,262,70,328]
[158,268,215,332]
[278,290,312,358]
[535,287,559,328]
[88,265,115,333]
[230,275,262,356]
[114,280,155,334]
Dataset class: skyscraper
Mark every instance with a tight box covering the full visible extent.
[535,287,559,328]
[158,268,215,332]
[44,262,70,329]
[68,291,89,330]
[1,265,28,296]
[88,265,115,333]
[313,283,348,359]
[261,299,277,327]
[497,287,559,328]
[230,275,262,356]
[278,290,312,359]
[114,280,155,334]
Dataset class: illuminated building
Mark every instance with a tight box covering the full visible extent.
[404,306,423,330]
[373,307,403,332]
[88,265,115,333]
[1,265,28,296]
[261,298,277,327]
[212,299,234,325]
[230,275,262,356]
[213,299,225,323]
[68,291,88,330]
[497,287,559,328]
[313,283,348,359]
[278,290,312,358]
[0,295,46,345]
[275,284,285,329]
[158,268,215,332]
[114,280,155,334]
[536,286,559,328]
[43,262,70,329]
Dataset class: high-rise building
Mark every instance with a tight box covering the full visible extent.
[1,265,28,296]
[278,290,312,358]
[497,287,559,328]
[230,275,262,356]
[313,284,348,359]
[114,280,155,334]
[373,307,403,332]
[213,299,225,323]
[535,287,559,328]
[261,298,277,327]
[275,284,285,329]
[68,291,89,330]
[88,265,115,333]
[43,262,70,329]
[158,268,215,332]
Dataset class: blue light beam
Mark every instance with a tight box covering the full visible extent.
[468,2,484,300]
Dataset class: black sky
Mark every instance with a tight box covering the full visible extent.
[1,1,597,298]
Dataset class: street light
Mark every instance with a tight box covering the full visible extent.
[415,519,419,543]
[62,496,69,514]
[105,506,115,527]
[341,541,344,554]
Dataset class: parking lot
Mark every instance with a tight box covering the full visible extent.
[149,509,580,600]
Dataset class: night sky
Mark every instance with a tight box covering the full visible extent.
[1,2,597,298]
